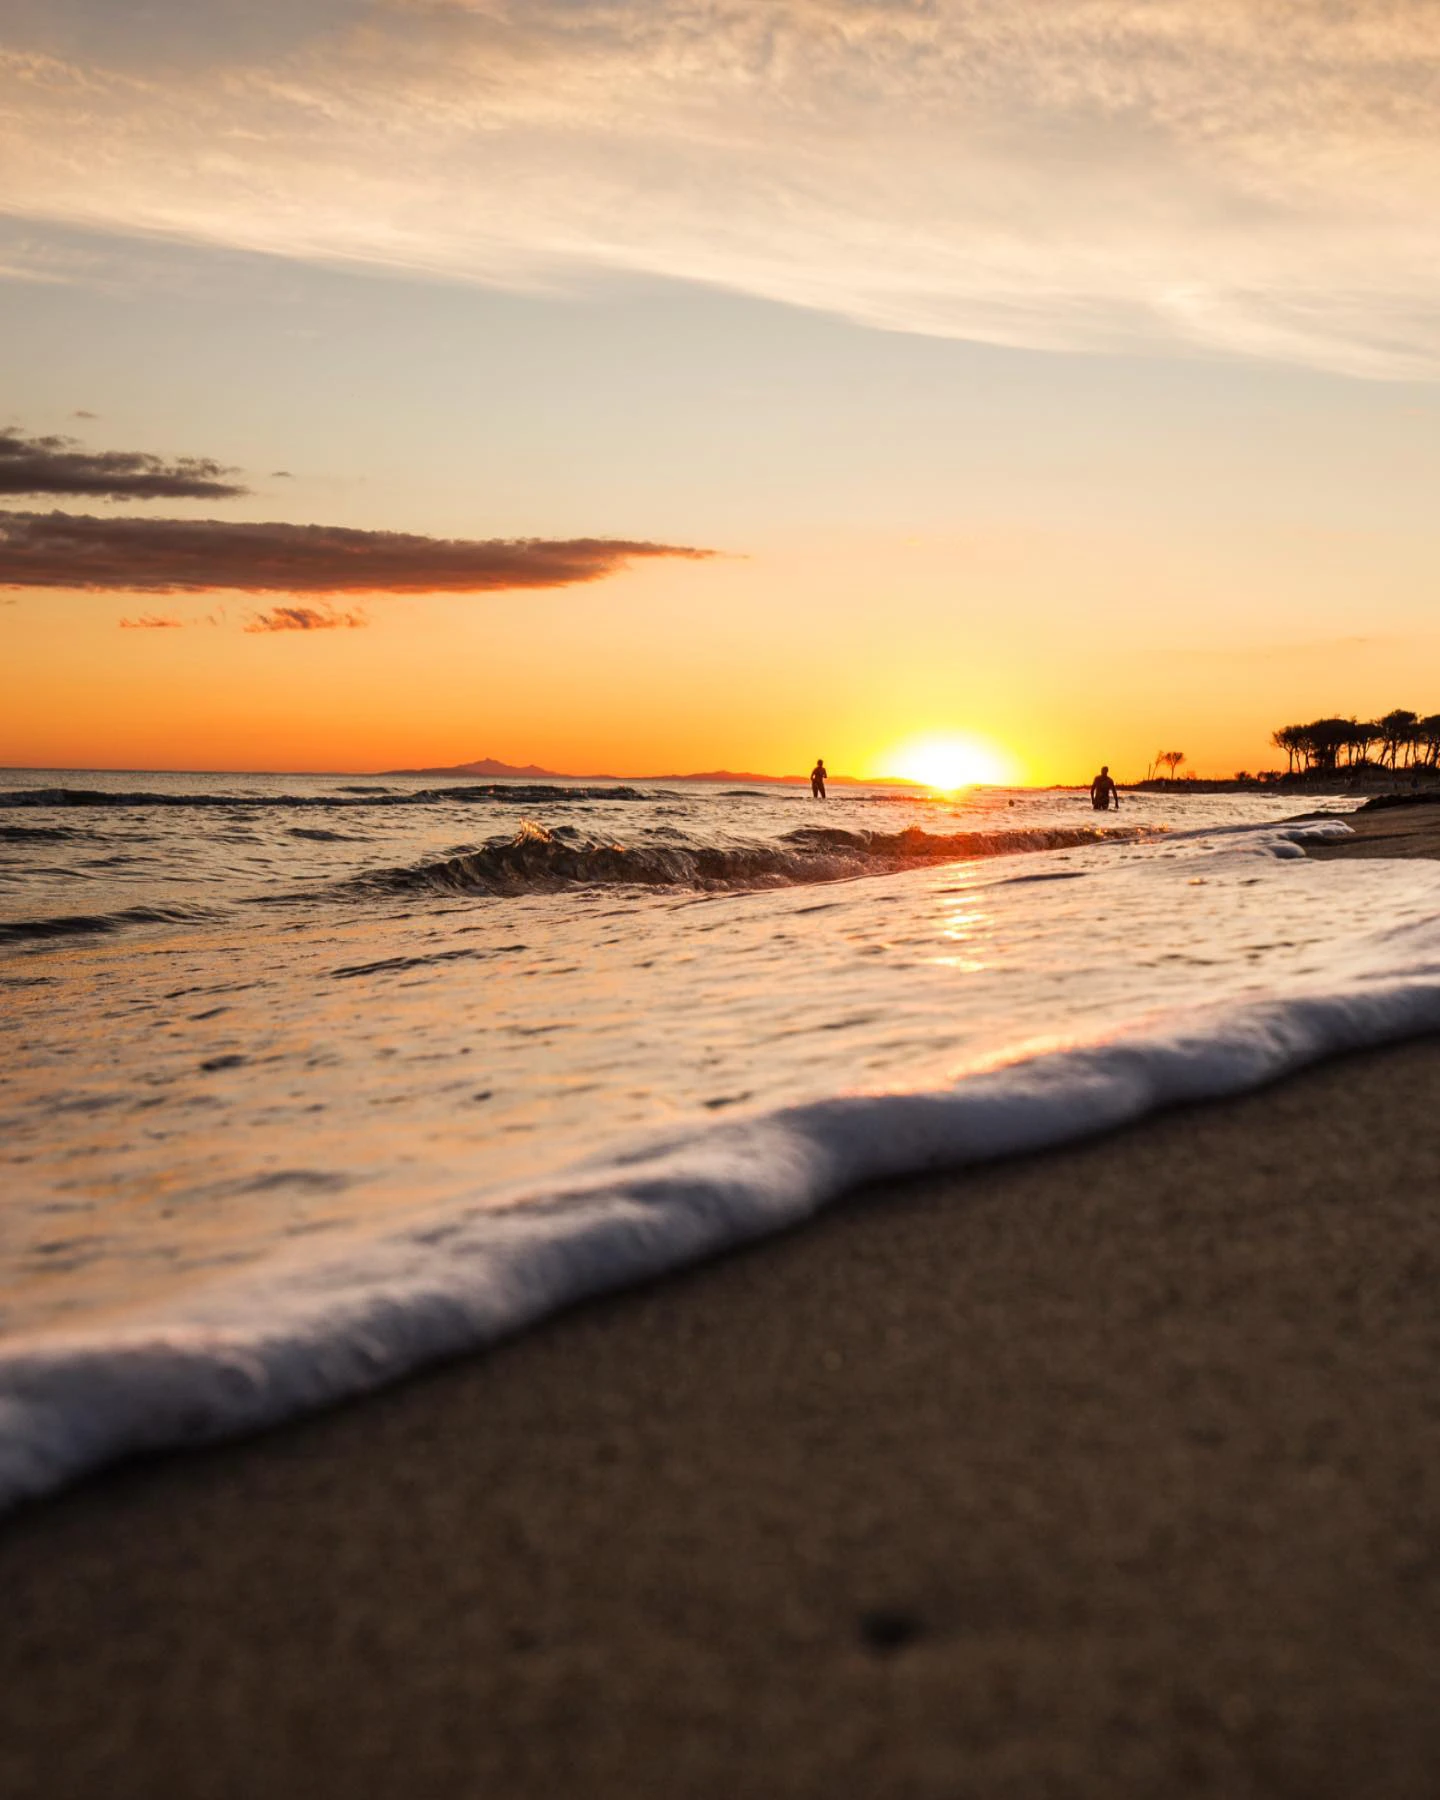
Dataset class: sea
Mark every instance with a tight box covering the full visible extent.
[4,769,1440,1509]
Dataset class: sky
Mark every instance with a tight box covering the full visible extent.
[2,0,1438,781]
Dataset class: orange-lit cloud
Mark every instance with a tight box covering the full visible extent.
[117,614,183,629]
[0,511,716,594]
[244,605,367,633]
[0,427,246,500]
[4,2,1440,375]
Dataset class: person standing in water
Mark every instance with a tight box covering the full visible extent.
[811,758,828,800]
[1090,765,1120,811]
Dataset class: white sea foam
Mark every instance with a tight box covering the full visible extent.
[5,813,1440,1511]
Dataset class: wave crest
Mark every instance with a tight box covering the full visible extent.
[362,821,1144,897]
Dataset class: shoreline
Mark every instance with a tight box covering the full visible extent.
[5,796,1440,1792]
[1302,796,1440,861]
[4,1035,1440,1795]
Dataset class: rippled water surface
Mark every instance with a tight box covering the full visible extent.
[3,770,1422,1339]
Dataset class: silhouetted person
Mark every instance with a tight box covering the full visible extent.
[811,758,828,800]
[1090,765,1120,811]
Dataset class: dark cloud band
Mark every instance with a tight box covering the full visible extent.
[0,429,247,501]
[0,511,716,593]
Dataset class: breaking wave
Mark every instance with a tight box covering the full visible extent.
[7,936,1440,1513]
[361,820,1148,897]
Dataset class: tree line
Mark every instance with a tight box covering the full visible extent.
[1270,711,1440,774]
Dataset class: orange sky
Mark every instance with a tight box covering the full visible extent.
[7,528,1438,782]
[4,1,1439,782]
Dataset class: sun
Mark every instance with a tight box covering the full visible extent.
[881,735,1016,792]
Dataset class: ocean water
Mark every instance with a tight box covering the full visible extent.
[4,770,1439,1508]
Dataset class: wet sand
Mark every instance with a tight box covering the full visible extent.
[1305,795,1440,861]
[5,1029,1440,1799]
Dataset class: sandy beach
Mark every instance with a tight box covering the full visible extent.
[4,1002,1440,1796]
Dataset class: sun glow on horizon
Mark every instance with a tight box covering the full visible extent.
[879,735,1018,793]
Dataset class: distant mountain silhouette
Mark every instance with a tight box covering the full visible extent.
[381,756,566,779]
[381,755,919,787]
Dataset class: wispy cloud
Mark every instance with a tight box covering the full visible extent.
[0,510,716,593]
[0,427,247,500]
[244,604,368,632]
[118,613,183,628]
[3,3,1440,376]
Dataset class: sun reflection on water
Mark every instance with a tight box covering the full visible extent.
[930,869,994,973]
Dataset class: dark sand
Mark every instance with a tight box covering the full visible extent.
[4,812,1440,1798]
[1305,796,1440,862]
[5,1034,1440,1799]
